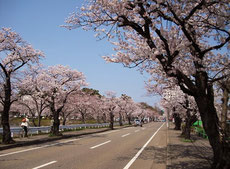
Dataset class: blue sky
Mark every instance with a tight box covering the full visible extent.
[0,0,160,106]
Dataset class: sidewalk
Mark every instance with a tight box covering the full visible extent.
[0,126,123,151]
[167,123,213,169]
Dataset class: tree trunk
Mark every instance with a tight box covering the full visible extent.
[81,112,86,124]
[220,87,229,133]
[62,117,66,125]
[109,111,114,130]
[1,104,14,144]
[182,114,197,140]
[195,95,230,169]
[183,124,191,140]
[122,114,126,123]
[49,100,62,136]
[173,113,182,130]
[31,118,37,127]
[38,113,42,127]
[119,112,123,126]
[102,113,106,123]
[51,111,61,136]
[1,76,14,144]
[181,96,197,140]
[97,114,100,124]
[127,115,132,125]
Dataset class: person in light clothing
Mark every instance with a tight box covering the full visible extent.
[21,117,29,137]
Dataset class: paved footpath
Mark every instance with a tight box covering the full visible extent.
[167,123,213,169]
[0,123,213,169]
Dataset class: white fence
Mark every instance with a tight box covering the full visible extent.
[0,123,112,137]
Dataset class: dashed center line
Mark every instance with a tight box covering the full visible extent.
[122,133,130,137]
[32,161,57,169]
[135,130,140,132]
[123,127,133,130]
[90,140,111,149]
[96,130,120,135]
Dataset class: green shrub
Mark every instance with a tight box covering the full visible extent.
[181,138,194,143]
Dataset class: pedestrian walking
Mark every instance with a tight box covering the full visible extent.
[21,116,29,137]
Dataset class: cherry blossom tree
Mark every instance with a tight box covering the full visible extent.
[117,94,136,125]
[136,102,158,122]
[214,63,230,135]
[16,96,44,126]
[103,91,118,129]
[22,65,87,135]
[115,96,125,126]
[125,101,138,124]
[59,96,76,125]
[161,86,198,138]
[46,65,87,135]
[180,95,198,139]
[64,1,230,167]
[0,28,43,143]
[132,103,149,123]
[97,96,108,123]
[7,101,22,118]
[89,95,103,123]
[18,67,49,126]
[73,92,94,124]
[147,72,198,138]
[144,108,158,122]
[81,88,103,123]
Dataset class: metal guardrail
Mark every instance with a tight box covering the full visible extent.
[0,123,111,137]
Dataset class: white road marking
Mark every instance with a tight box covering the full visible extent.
[141,127,146,130]
[0,138,81,157]
[123,123,165,169]
[32,161,57,169]
[135,130,140,132]
[61,138,80,144]
[90,140,111,149]
[122,133,130,137]
[96,130,120,135]
[123,127,134,130]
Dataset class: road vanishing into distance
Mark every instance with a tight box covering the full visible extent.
[0,122,166,169]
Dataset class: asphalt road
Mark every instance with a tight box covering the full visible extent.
[0,122,166,169]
